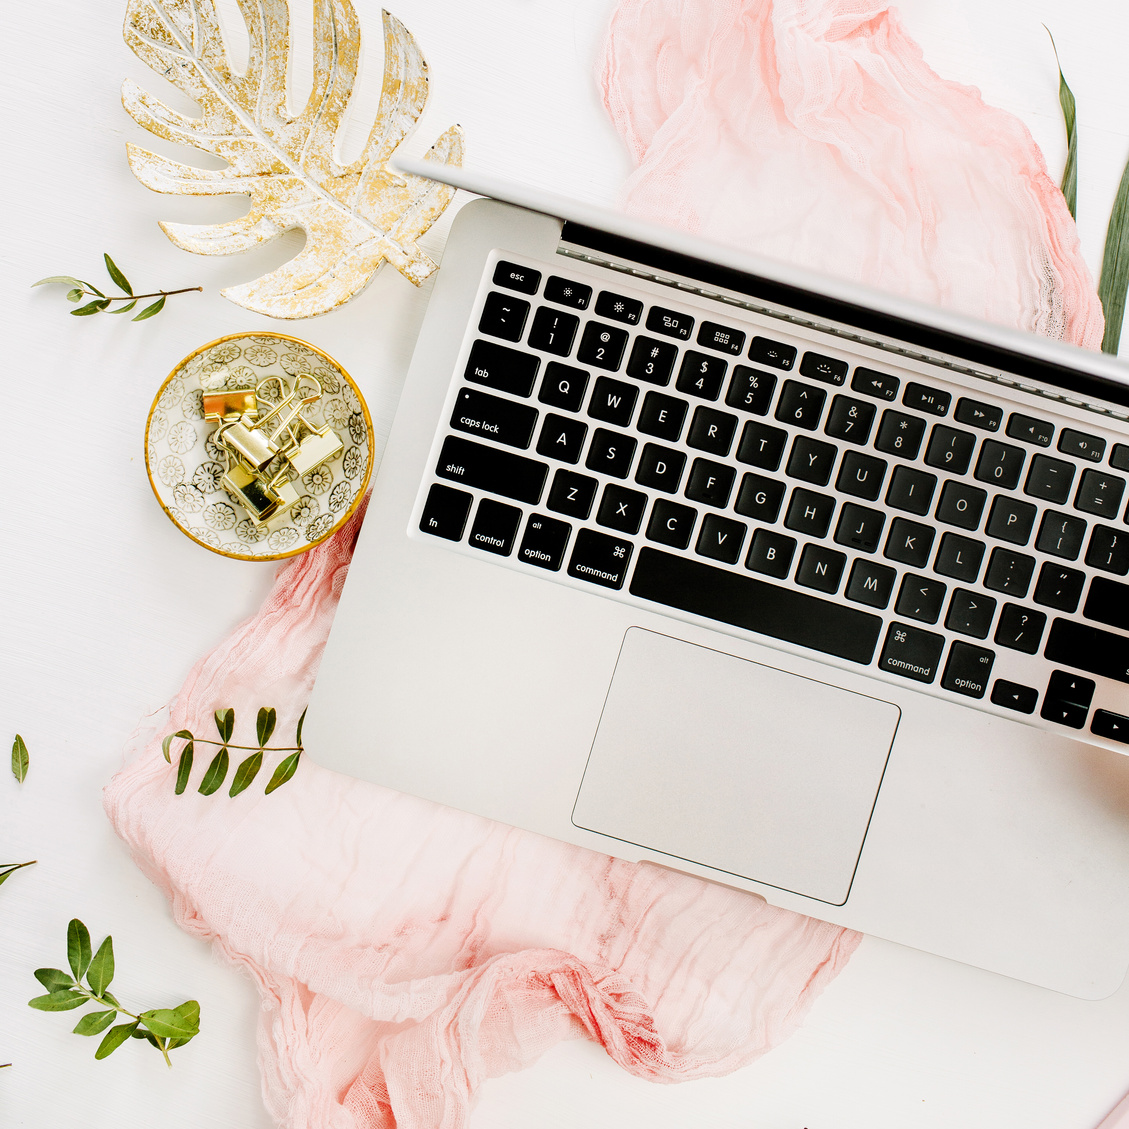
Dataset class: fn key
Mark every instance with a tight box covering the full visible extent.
[419,484,471,541]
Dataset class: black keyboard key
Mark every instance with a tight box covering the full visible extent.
[637,392,688,441]
[824,395,875,444]
[775,380,826,429]
[942,641,995,698]
[983,547,1035,597]
[1007,412,1054,447]
[687,407,738,456]
[734,473,786,523]
[800,351,847,385]
[538,362,589,412]
[746,529,796,578]
[845,559,896,609]
[851,367,900,401]
[885,518,935,569]
[536,414,588,463]
[884,465,935,515]
[547,469,597,519]
[527,307,579,356]
[837,450,888,501]
[933,532,984,582]
[469,498,522,556]
[1024,454,1075,504]
[568,529,633,589]
[785,488,835,538]
[451,388,538,449]
[737,421,788,470]
[685,458,736,507]
[543,275,591,309]
[903,382,951,416]
[786,435,837,486]
[834,504,885,553]
[974,439,1025,490]
[1040,698,1088,729]
[587,376,638,427]
[935,480,986,531]
[1093,710,1129,743]
[597,484,648,534]
[646,306,695,340]
[1048,670,1096,707]
[895,574,946,623]
[465,340,540,397]
[634,443,686,493]
[725,366,777,415]
[646,499,697,550]
[945,589,996,639]
[1036,510,1087,560]
[749,336,797,370]
[874,409,926,459]
[492,261,540,294]
[695,514,748,565]
[879,622,945,683]
[697,321,746,355]
[1044,619,1129,685]
[1075,469,1125,517]
[1111,443,1129,472]
[1085,576,1129,630]
[1033,562,1085,612]
[1059,428,1106,462]
[676,351,728,400]
[626,336,677,386]
[955,397,1002,431]
[796,544,847,593]
[595,291,643,325]
[992,679,1038,713]
[419,483,472,541]
[517,514,571,570]
[1086,526,1129,575]
[631,547,882,664]
[994,604,1046,654]
[479,292,530,342]
[585,429,637,478]
[436,436,547,505]
[577,322,628,371]
[985,495,1036,545]
[925,425,976,474]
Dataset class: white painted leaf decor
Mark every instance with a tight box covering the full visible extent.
[122,1,463,318]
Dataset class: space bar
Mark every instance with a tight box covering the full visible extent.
[629,547,882,665]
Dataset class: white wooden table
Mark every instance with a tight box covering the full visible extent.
[4,1,1129,1125]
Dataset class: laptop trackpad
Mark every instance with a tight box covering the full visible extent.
[572,628,901,905]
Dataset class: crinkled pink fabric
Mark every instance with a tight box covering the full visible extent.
[105,1,1106,1126]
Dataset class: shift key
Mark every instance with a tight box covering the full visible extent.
[436,435,547,505]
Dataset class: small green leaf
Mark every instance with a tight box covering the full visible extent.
[0,860,34,888]
[66,288,84,303]
[198,748,229,795]
[265,751,301,794]
[214,709,234,743]
[229,751,263,797]
[32,275,81,287]
[71,299,110,316]
[75,279,105,298]
[67,919,92,980]
[1046,29,1077,220]
[86,935,114,995]
[256,707,277,748]
[162,729,193,764]
[175,742,194,794]
[28,990,87,1011]
[171,999,200,1025]
[296,707,307,747]
[12,734,28,782]
[102,991,121,1009]
[34,968,75,992]
[107,300,138,314]
[1100,151,1129,354]
[132,295,166,321]
[140,1002,199,1039]
[95,1021,138,1059]
[74,1009,118,1036]
[103,253,133,296]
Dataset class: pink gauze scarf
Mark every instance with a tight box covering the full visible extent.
[104,2,1101,1127]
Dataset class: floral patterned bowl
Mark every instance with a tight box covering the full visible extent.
[145,332,373,560]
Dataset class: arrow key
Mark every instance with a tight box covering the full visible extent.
[1047,670,1096,708]
[1093,710,1129,745]
[990,679,1038,714]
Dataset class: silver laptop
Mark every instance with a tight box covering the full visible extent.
[306,162,1129,999]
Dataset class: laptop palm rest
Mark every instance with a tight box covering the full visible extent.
[572,628,900,905]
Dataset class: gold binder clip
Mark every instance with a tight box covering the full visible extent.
[221,462,299,525]
[214,413,278,471]
[255,376,322,454]
[202,387,258,423]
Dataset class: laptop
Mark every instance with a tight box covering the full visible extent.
[305,161,1129,999]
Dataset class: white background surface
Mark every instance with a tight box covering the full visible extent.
[3,1,1129,1126]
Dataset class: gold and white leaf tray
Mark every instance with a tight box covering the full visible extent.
[145,332,372,561]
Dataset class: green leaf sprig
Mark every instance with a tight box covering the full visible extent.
[32,253,202,321]
[28,919,199,1067]
[0,860,36,890]
[163,707,306,797]
[11,735,28,783]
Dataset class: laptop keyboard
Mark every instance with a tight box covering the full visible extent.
[413,253,1129,745]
